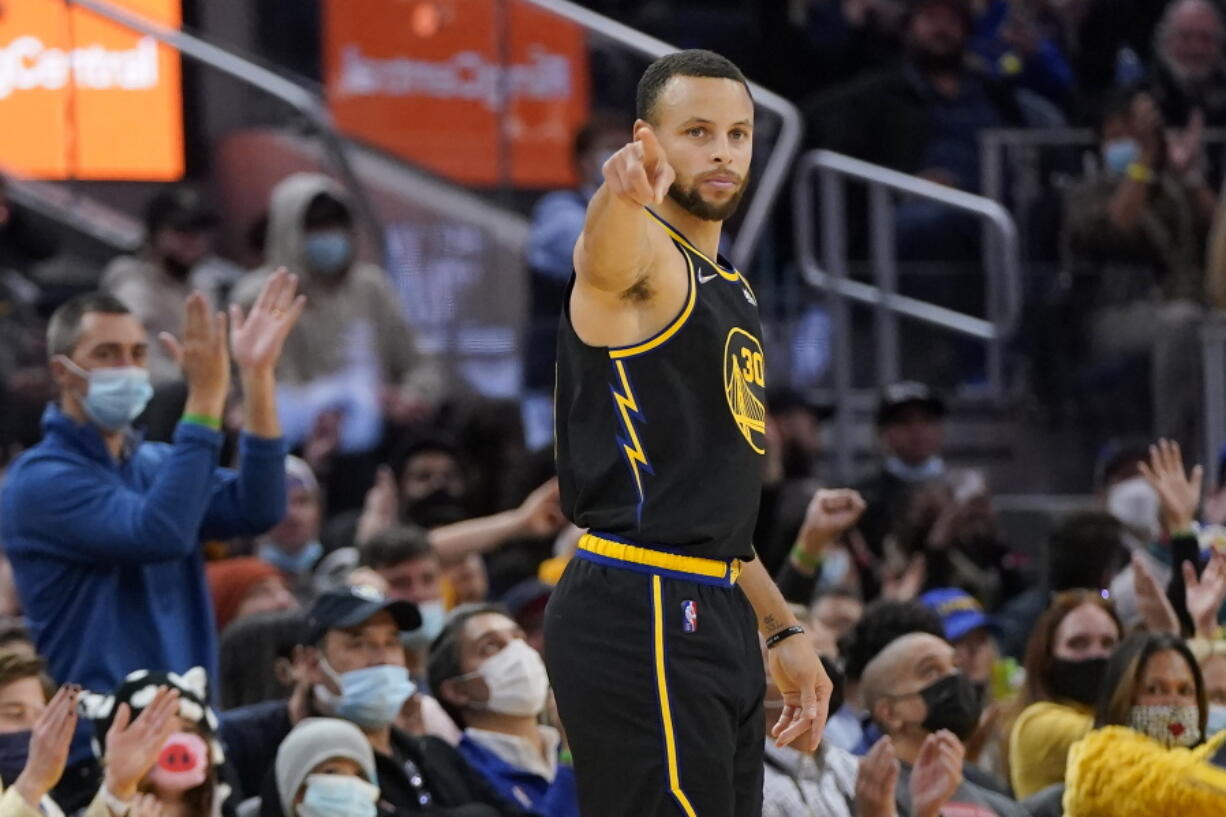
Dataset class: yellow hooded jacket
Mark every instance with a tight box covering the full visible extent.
[1063,725,1226,817]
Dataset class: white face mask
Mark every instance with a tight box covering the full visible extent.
[462,639,549,717]
[1107,477,1162,548]
[1127,704,1202,747]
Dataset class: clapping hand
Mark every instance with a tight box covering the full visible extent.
[1186,550,1226,638]
[1168,109,1207,180]
[229,268,306,374]
[160,293,229,419]
[910,730,964,817]
[13,685,80,808]
[103,687,181,800]
[855,737,899,817]
[1139,439,1203,535]
[355,465,399,546]
[1132,552,1181,635]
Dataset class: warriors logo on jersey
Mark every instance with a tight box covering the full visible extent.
[722,327,766,454]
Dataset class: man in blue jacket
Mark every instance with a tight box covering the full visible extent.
[0,268,305,806]
[428,605,577,817]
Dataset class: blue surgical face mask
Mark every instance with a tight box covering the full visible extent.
[304,231,353,277]
[400,600,446,652]
[1207,704,1226,737]
[259,540,324,576]
[59,357,153,431]
[884,456,945,483]
[0,730,31,787]
[315,661,416,729]
[1103,138,1140,176]
[299,774,379,817]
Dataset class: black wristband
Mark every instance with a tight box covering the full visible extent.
[765,625,806,649]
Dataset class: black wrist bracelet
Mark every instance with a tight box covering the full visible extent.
[766,625,806,649]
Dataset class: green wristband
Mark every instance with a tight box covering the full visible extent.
[790,542,822,572]
[182,412,222,430]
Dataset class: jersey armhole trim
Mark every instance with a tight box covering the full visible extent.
[645,208,741,283]
[608,248,697,360]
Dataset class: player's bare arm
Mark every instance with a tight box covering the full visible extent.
[571,125,687,348]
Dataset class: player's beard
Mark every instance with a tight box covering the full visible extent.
[668,170,749,222]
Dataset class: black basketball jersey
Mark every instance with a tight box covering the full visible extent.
[554,209,766,561]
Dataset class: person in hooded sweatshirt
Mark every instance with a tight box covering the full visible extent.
[233,174,442,466]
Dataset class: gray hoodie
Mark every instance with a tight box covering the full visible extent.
[233,173,442,402]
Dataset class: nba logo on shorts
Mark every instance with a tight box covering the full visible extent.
[681,600,698,633]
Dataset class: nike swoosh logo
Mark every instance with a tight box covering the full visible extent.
[696,270,718,284]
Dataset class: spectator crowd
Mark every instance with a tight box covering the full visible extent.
[2,1,1226,816]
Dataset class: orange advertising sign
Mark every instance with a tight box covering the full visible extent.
[324,0,589,187]
[0,0,183,180]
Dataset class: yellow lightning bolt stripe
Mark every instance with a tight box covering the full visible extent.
[611,358,650,501]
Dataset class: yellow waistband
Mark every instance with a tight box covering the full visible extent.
[577,533,742,584]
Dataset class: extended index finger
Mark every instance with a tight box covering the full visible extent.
[634,125,663,168]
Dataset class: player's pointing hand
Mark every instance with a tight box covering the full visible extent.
[602,124,676,207]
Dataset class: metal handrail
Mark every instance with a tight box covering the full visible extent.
[521,0,803,272]
[793,149,1024,481]
[67,0,383,250]
[980,127,1226,212]
[4,175,142,252]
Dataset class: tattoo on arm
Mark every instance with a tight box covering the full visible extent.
[762,613,781,635]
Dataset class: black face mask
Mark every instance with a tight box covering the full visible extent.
[919,673,982,741]
[1048,657,1108,706]
[0,729,31,787]
[404,487,469,529]
[161,254,194,280]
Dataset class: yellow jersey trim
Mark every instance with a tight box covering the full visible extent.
[652,574,699,817]
[579,533,742,583]
[645,208,743,283]
[608,251,698,359]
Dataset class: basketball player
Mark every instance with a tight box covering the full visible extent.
[544,50,832,817]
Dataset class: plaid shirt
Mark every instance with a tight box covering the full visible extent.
[762,741,858,817]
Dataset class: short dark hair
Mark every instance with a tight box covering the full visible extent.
[635,49,752,124]
[1047,512,1127,591]
[303,192,352,230]
[1095,632,1207,739]
[359,525,436,570]
[389,434,463,483]
[426,603,508,728]
[840,599,945,682]
[46,292,132,358]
